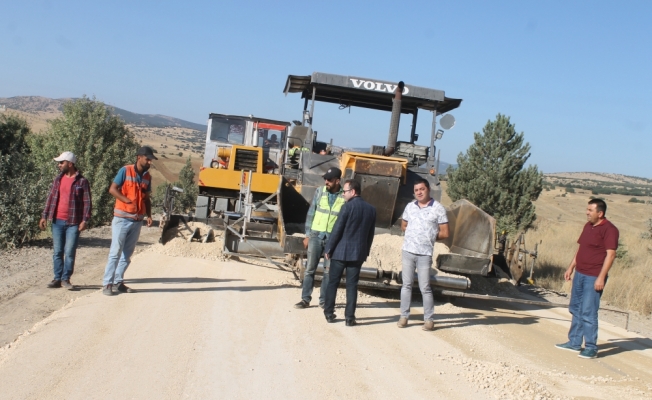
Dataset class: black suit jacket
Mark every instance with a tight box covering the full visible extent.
[324,196,376,262]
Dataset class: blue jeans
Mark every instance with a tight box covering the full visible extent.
[323,259,362,320]
[51,219,80,281]
[103,217,142,286]
[300,235,330,304]
[568,271,604,352]
[400,251,435,321]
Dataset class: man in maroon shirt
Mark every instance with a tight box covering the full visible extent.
[555,198,618,359]
[39,151,92,290]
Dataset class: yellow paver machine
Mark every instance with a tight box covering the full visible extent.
[160,72,537,293]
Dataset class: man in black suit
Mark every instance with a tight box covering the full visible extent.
[323,179,376,326]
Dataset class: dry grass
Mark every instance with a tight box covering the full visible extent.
[526,189,652,314]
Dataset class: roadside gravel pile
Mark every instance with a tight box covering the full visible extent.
[151,222,226,261]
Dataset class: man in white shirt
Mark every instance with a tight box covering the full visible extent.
[398,178,449,331]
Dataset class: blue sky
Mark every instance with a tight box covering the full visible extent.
[2,0,651,177]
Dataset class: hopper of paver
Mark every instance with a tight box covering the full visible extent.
[437,199,496,276]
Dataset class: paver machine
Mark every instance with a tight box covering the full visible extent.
[281,73,498,286]
[161,72,513,292]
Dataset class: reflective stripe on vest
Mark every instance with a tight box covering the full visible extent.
[114,164,151,220]
[310,187,345,233]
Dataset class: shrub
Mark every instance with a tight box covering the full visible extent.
[642,219,652,240]
[0,114,51,249]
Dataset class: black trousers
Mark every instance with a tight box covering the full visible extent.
[323,259,363,320]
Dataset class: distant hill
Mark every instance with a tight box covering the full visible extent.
[545,172,651,185]
[0,96,206,131]
[110,106,206,131]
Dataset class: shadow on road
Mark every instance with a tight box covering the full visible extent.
[78,237,150,248]
[597,337,652,357]
[71,285,103,291]
[434,311,539,330]
[132,284,294,293]
[125,277,244,284]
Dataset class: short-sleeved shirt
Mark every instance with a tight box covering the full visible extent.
[402,198,448,256]
[113,164,152,193]
[576,219,619,277]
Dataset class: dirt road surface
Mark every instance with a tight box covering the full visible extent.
[1,244,651,400]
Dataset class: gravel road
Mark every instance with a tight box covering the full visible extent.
[1,242,651,399]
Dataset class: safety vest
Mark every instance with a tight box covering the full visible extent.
[311,187,345,233]
[289,147,310,157]
[113,164,151,220]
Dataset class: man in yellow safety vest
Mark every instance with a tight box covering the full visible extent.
[294,167,345,309]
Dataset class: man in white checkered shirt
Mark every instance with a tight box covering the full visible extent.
[397,178,449,331]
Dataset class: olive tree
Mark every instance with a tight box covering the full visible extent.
[30,96,139,226]
[0,114,50,248]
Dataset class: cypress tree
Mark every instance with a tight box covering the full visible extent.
[446,114,543,234]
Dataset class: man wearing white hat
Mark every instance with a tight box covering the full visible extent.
[40,151,92,290]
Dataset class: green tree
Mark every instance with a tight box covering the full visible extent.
[174,156,198,212]
[446,114,543,234]
[0,113,31,156]
[30,97,139,226]
[0,114,51,248]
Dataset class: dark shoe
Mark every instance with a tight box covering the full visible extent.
[294,300,310,309]
[102,285,113,296]
[47,280,61,288]
[62,280,74,290]
[114,283,135,293]
[345,319,356,327]
[578,348,598,359]
[555,342,582,352]
[397,317,408,328]
[422,320,435,331]
[325,314,337,323]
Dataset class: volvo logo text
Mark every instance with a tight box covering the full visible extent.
[349,79,410,95]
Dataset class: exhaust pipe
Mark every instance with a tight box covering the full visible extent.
[385,81,404,156]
